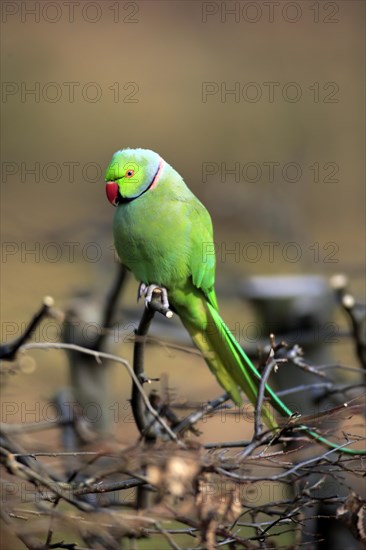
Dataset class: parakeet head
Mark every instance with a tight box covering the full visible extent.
[105,148,164,206]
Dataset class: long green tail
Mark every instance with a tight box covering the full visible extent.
[181,299,366,456]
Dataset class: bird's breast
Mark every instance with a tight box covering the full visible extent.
[113,193,190,287]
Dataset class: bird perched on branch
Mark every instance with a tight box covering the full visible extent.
[105,148,365,455]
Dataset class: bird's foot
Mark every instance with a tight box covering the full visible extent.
[138,283,172,316]
[137,282,148,302]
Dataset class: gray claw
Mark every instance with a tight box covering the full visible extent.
[144,284,160,308]
[140,283,171,311]
[137,282,147,302]
[160,287,170,309]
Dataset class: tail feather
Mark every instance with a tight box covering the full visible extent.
[179,298,282,429]
[207,304,293,414]
[189,329,242,405]
[206,304,283,429]
[175,291,366,454]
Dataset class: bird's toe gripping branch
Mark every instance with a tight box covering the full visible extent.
[138,283,173,318]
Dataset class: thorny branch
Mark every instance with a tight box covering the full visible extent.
[1,286,366,550]
[131,290,174,440]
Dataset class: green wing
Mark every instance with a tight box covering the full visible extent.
[182,198,218,309]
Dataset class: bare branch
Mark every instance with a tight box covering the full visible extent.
[0,297,60,362]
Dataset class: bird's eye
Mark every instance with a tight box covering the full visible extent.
[125,169,135,178]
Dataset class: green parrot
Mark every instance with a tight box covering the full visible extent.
[105,148,365,455]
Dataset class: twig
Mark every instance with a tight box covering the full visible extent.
[96,264,128,350]
[341,295,366,370]
[174,392,231,435]
[217,441,360,483]
[331,274,366,370]
[0,446,93,512]
[131,301,157,438]
[1,508,49,550]
[18,342,184,446]
[253,347,279,439]
[11,451,114,458]
[0,431,63,481]
[0,297,57,361]
[73,477,149,496]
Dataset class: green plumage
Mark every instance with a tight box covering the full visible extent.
[105,148,365,454]
[108,150,268,415]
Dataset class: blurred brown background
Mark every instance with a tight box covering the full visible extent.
[1,0,365,445]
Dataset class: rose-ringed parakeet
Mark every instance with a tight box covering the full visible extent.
[105,148,365,455]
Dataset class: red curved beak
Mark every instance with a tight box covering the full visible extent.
[106,181,119,206]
